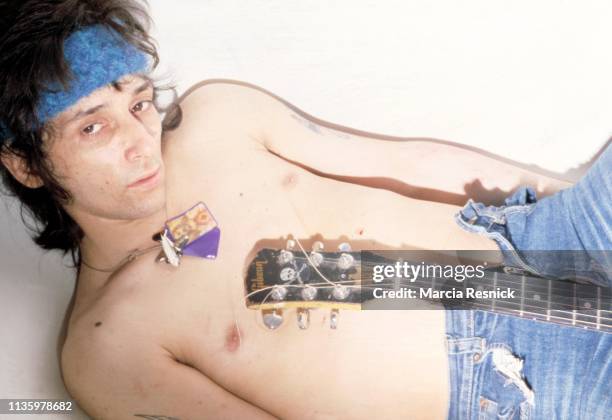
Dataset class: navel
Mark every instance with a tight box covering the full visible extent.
[224,323,242,352]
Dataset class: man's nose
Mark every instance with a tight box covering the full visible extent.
[122,117,156,163]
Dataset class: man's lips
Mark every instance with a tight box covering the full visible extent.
[128,167,161,188]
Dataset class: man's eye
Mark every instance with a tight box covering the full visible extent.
[82,123,103,136]
[80,100,154,136]
[132,100,154,113]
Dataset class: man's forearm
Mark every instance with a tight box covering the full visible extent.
[385,139,573,204]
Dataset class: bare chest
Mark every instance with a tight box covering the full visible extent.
[143,153,447,418]
[72,139,449,419]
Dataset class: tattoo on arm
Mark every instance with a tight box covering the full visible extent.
[134,415,181,420]
[290,113,352,139]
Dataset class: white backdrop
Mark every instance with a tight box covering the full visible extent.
[1,1,611,418]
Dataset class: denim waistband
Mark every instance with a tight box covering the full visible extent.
[454,144,612,287]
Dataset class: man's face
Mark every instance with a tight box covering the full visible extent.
[46,74,165,221]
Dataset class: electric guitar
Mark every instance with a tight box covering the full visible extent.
[244,237,611,333]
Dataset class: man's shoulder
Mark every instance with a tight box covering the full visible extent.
[175,78,274,107]
[176,79,280,118]
[165,79,289,142]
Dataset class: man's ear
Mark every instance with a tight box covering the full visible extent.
[0,150,44,188]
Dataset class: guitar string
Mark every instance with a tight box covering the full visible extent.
[244,250,611,320]
[293,237,344,288]
[294,254,610,304]
[249,248,610,311]
[249,281,610,330]
[327,256,609,291]
[246,277,611,310]
[246,243,610,329]
[245,279,611,320]
[287,270,608,303]
[244,275,611,311]
[248,281,611,330]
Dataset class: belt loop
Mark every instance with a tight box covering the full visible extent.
[446,336,486,355]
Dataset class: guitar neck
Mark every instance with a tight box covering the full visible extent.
[245,248,611,334]
[359,252,611,333]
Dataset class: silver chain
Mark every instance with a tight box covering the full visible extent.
[80,242,163,273]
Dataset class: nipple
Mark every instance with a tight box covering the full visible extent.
[225,323,242,352]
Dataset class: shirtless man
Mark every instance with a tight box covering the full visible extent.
[3,2,608,420]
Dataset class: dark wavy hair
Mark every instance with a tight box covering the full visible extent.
[0,0,183,269]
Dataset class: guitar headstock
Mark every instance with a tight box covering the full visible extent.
[245,238,366,330]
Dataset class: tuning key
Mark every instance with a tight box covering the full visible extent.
[309,252,324,267]
[301,285,318,301]
[262,309,284,330]
[277,249,294,265]
[296,308,310,329]
[330,308,340,329]
[332,285,350,300]
[337,242,351,252]
[336,253,355,270]
[270,285,288,301]
[312,241,324,252]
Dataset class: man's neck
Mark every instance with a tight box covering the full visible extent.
[76,204,168,276]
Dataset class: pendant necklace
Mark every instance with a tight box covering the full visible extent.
[79,201,221,274]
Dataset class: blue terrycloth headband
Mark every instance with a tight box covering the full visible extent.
[0,24,150,143]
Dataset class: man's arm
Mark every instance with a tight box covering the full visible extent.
[61,331,277,420]
[236,82,573,205]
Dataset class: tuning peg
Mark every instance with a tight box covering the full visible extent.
[312,241,324,252]
[296,308,310,329]
[309,251,324,267]
[332,285,350,300]
[301,285,318,301]
[277,249,294,265]
[338,242,351,252]
[330,308,340,329]
[270,285,288,301]
[336,253,355,270]
[262,309,284,330]
[286,239,296,250]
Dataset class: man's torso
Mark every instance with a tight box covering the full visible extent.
[63,82,472,419]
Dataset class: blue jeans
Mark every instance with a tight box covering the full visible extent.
[446,143,611,419]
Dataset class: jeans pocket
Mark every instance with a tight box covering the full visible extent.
[476,346,534,420]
